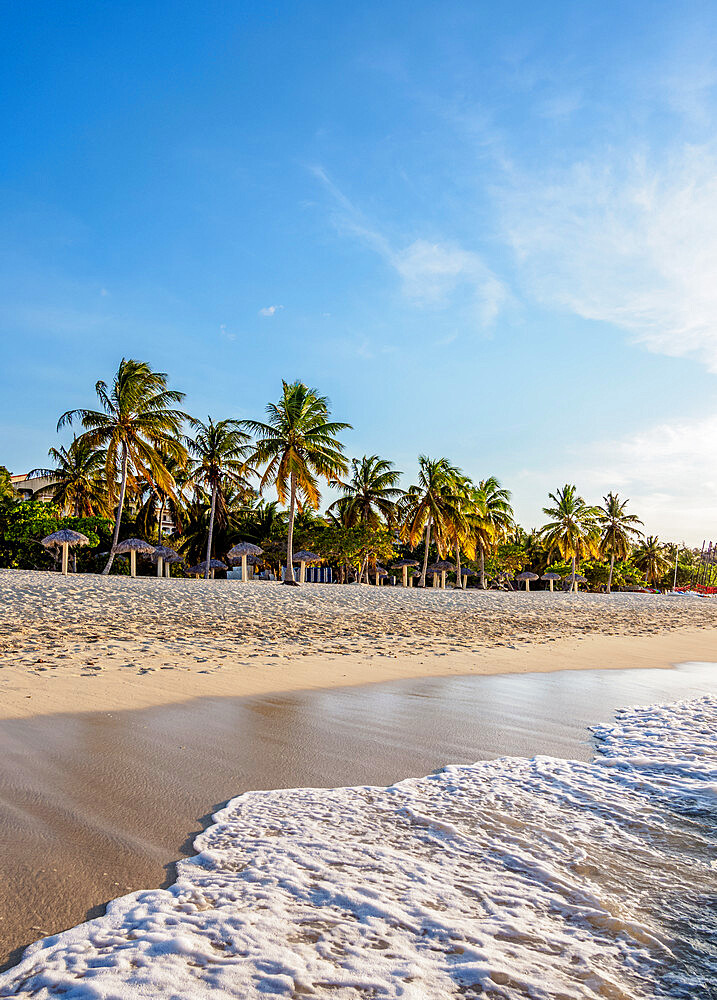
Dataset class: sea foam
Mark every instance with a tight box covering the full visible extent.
[1,696,715,998]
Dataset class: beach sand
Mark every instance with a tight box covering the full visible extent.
[1,569,716,970]
[1,569,717,719]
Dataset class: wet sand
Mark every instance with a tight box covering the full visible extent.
[1,660,715,971]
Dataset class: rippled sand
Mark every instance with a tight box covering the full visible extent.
[3,569,717,665]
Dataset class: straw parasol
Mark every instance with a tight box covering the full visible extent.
[516,570,539,592]
[163,548,183,578]
[41,529,90,576]
[292,550,321,585]
[563,572,587,592]
[428,560,455,590]
[152,544,178,578]
[228,541,264,583]
[460,567,474,590]
[189,558,227,579]
[541,571,561,593]
[114,538,156,578]
[391,558,419,588]
[375,566,388,587]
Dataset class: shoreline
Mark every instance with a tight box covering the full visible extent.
[1,657,716,975]
[2,625,716,720]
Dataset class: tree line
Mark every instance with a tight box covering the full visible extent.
[0,358,701,591]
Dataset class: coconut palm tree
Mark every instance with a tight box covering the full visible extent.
[598,492,644,594]
[540,484,601,591]
[29,437,108,516]
[442,472,475,588]
[58,359,188,573]
[185,418,254,579]
[328,455,403,530]
[242,381,351,585]
[400,456,460,587]
[469,477,514,589]
[634,535,670,587]
[135,451,189,541]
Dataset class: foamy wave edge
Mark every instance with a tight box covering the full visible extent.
[1,695,716,999]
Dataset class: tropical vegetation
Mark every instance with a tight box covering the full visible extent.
[1,357,708,591]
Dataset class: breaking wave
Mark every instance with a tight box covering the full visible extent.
[1,696,715,998]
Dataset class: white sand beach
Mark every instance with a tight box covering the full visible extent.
[1,569,717,720]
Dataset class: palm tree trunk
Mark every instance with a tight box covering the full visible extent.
[607,552,615,594]
[157,496,166,541]
[571,553,577,592]
[103,445,129,575]
[480,545,486,589]
[419,517,432,588]
[205,485,217,579]
[455,543,461,590]
[284,472,297,584]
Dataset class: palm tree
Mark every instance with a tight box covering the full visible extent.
[185,418,254,579]
[135,451,189,541]
[29,437,108,516]
[443,472,475,588]
[540,484,601,591]
[400,456,460,587]
[58,359,188,573]
[634,535,670,587]
[242,381,351,585]
[598,492,643,594]
[470,477,514,589]
[328,455,403,529]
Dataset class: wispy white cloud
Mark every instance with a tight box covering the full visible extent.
[311,166,508,329]
[259,305,283,317]
[501,142,717,371]
[219,323,236,342]
[515,411,717,544]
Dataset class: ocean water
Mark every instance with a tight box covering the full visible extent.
[1,696,715,999]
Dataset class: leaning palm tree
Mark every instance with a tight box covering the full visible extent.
[135,451,190,541]
[185,418,254,579]
[29,437,108,516]
[328,454,403,530]
[58,359,188,573]
[242,381,351,585]
[470,477,514,589]
[598,492,644,594]
[540,484,601,591]
[634,535,670,587]
[400,456,461,587]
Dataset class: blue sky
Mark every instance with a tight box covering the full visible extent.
[2,1,717,542]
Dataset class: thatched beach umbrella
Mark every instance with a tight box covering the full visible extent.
[163,550,183,578]
[392,558,419,588]
[563,572,587,592]
[152,544,178,578]
[228,541,264,583]
[41,529,90,576]
[193,558,227,579]
[114,538,156,578]
[292,550,321,585]
[516,570,540,592]
[375,566,388,587]
[541,571,561,592]
[460,567,475,590]
[428,560,455,590]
